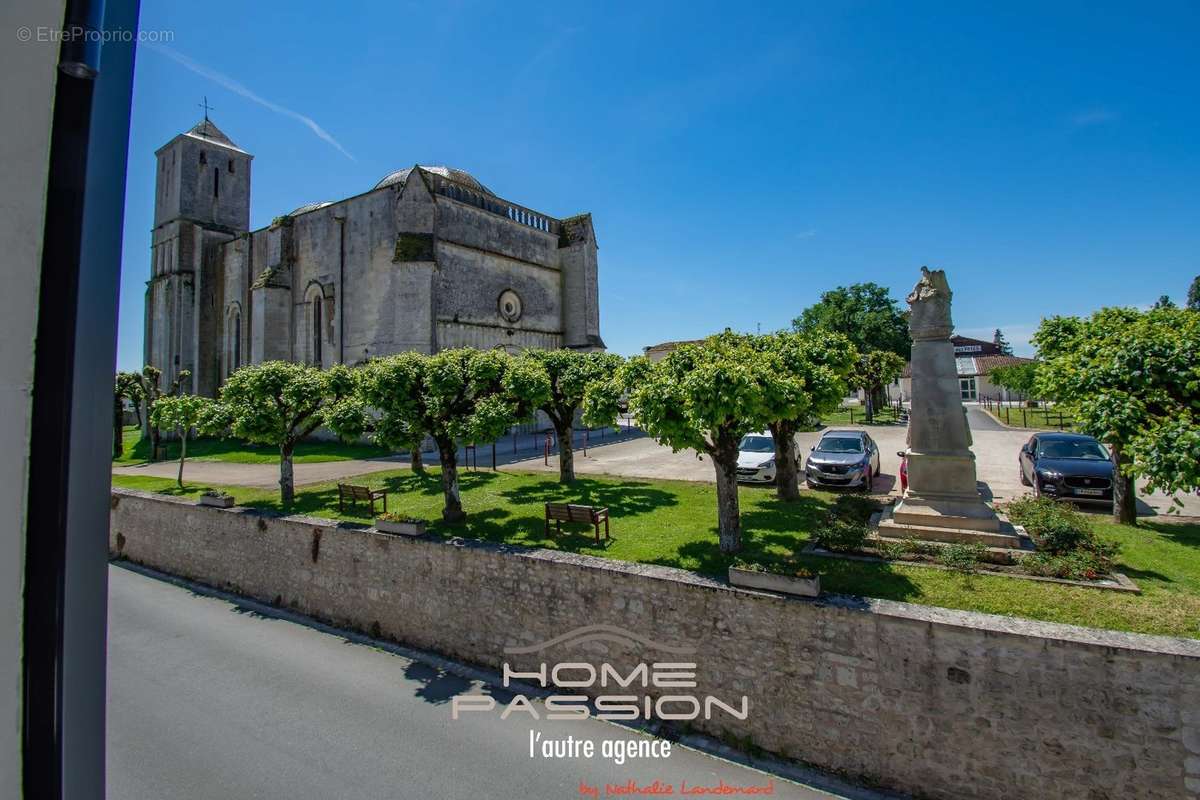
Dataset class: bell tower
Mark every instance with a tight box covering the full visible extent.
[144,117,252,394]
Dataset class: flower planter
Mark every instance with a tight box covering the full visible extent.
[728,566,820,598]
[197,494,234,509]
[376,518,426,537]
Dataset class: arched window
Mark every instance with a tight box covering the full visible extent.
[304,283,329,368]
[312,297,323,367]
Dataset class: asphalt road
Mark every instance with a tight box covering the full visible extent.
[107,565,880,800]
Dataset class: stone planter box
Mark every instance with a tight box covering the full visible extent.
[376,518,426,537]
[728,566,820,598]
[197,494,234,509]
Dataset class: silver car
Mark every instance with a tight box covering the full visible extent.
[804,429,881,492]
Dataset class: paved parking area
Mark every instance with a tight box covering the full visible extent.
[112,408,1198,517]
[511,408,1199,517]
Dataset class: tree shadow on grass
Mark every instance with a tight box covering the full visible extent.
[1133,519,1200,550]
[500,477,679,517]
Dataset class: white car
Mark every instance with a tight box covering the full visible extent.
[735,432,784,484]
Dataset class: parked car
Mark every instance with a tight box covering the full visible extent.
[1018,432,1114,506]
[805,429,881,492]
[736,431,783,484]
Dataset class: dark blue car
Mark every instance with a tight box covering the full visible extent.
[1018,432,1114,506]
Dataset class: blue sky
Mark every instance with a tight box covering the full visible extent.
[115,1,1200,370]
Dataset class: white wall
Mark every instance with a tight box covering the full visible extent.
[0,0,67,790]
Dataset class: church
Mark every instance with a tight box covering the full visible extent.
[144,119,604,397]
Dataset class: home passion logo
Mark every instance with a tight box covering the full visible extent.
[452,624,749,725]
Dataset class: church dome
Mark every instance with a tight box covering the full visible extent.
[374,165,493,195]
[288,201,332,216]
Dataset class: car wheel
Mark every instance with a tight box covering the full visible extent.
[1019,465,1030,487]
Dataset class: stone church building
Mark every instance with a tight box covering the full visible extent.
[144,119,604,397]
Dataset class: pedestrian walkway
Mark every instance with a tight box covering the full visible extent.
[112,421,645,489]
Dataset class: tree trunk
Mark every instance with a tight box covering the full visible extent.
[769,421,800,501]
[113,394,124,458]
[279,443,296,507]
[555,420,575,483]
[149,423,161,463]
[711,437,742,554]
[1110,442,1137,525]
[864,387,876,424]
[177,430,187,488]
[410,446,424,473]
[438,437,465,523]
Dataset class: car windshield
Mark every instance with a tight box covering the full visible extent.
[738,435,774,453]
[817,436,863,454]
[1038,440,1110,460]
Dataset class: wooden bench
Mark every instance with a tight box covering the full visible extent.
[545,503,610,544]
[338,483,387,516]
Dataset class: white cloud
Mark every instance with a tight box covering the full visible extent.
[795,228,817,240]
[147,44,355,161]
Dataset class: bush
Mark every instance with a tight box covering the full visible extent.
[1020,551,1110,581]
[813,517,869,553]
[1006,497,1098,554]
[731,557,814,578]
[937,543,986,574]
[830,494,881,524]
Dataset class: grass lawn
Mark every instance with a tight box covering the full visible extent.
[112,426,393,465]
[819,406,905,427]
[982,404,1077,431]
[110,467,1200,640]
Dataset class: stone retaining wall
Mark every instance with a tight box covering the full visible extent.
[109,489,1200,799]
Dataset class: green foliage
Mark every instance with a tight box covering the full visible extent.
[217,361,360,449]
[830,494,882,524]
[1153,295,1175,309]
[730,557,814,579]
[629,332,789,456]
[1033,306,1200,498]
[1006,496,1097,554]
[518,349,621,429]
[792,282,911,359]
[993,328,1013,356]
[989,362,1038,397]
[851,350,905,395]
[115,371,144,406]
[812,516,870,553]
[1020,551,1111,581]
[1188,275,1200,311]
[936,543,985,574]
[754,330,859,422]
[392,233,435,262]
[149,393,218,436]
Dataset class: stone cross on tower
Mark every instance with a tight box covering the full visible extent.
[877,267,1025,548]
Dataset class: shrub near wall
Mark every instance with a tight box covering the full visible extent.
[108,489,1200,800]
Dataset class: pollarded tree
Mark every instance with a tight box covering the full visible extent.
[112,371,144,458]
[1034,307,1200,524]
[753,331,858,501]
[149,394,218,488]
[354,349,538,522]
[620,332,798,553]
[344,353,432,474]
[517,349,624,483]
[852,350,906,423]
[989,362,1038,402]
[138,365,190,461]
[215,361,361,506]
